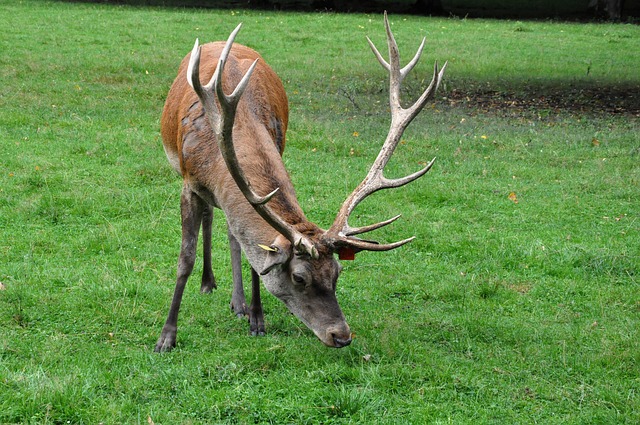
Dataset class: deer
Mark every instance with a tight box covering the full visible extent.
[155,12,446,352]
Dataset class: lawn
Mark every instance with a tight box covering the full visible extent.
[0,0,638,423]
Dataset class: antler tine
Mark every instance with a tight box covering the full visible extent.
[366,35,424,81]
[187,39,207,101]
[366,36,389,72]
[188,25,318,258]
[212,24,259,104]
[339,235,416,253]
[407,60,448,123]
[402,37,426,78]
[344,214,401,237]
[324,13,445,254]
[337,155,435,239]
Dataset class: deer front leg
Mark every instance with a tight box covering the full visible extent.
[249,268,265,336]
[228,228,247,318]
[200,204,216,294]
[155,187,204,352]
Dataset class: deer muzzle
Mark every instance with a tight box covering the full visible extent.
[317,323,352,348]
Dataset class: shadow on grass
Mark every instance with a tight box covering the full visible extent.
[445,79,640,117]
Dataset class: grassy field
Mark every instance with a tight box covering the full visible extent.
[1,0,639,423]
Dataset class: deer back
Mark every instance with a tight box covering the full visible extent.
[160,42,303,232]
[161,42,289,178]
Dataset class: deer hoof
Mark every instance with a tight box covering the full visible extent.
[154,339,175,352]
[200,280,217,294]
[230,302,248,318]
[154,327,177,352]
[249,315,265,336]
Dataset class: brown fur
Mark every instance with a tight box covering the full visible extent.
[155,41,350,351]
[161,42,318,242]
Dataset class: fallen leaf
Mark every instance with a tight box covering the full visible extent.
[147,416,155,425]
[352,131,359,137]
[0,282,5,290]
[592,137,600,147]
[508,192,518,204]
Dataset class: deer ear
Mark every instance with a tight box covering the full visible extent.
[258,235,291,275]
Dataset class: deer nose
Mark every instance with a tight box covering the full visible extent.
[332,334,352,348]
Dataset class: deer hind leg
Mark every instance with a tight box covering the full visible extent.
[155,186,204,352]
[249,268,265,336]
[199,204,216,293]
[228,227,248,318]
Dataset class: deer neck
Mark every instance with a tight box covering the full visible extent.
[217,119,317,266]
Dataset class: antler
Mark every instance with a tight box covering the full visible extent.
[324,12,447,252]
[187,24,318,258]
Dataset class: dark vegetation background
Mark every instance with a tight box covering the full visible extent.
[62,0,640,20]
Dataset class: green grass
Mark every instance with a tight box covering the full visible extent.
[1,1,639,423]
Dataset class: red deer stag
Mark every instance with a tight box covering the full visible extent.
[155,13,446,352]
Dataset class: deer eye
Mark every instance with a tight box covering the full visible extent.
[292,273,306,285]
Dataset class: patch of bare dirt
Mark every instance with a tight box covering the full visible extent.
[445,84,640,117]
